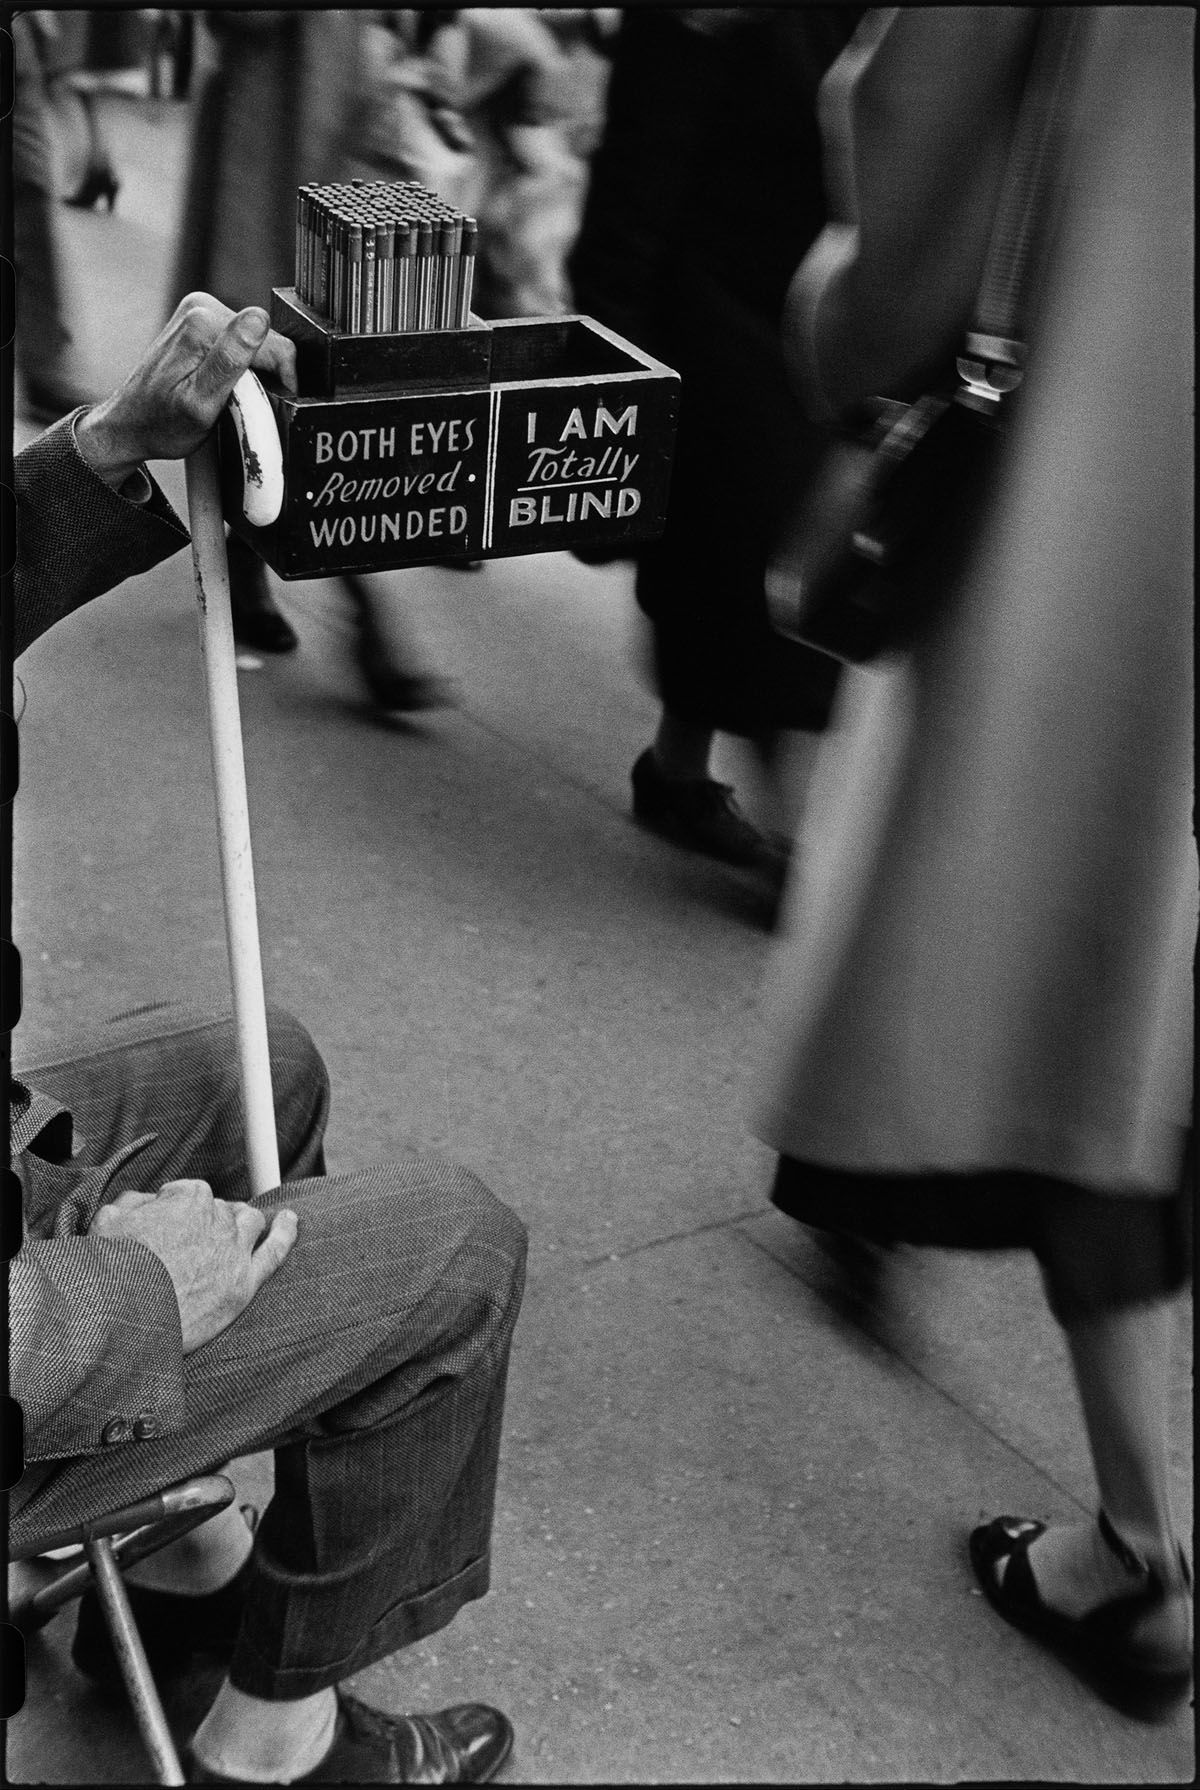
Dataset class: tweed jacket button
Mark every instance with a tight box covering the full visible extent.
[101,1418,131,1444]
[132,1415,159,1440]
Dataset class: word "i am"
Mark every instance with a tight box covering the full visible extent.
[526,404,639,444]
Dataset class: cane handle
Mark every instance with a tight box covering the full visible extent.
[227,370,285,528]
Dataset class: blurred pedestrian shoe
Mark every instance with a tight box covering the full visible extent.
[190,1691,514,1784]
[345,574,455,717]
[970,1511,1194,1711]
[63,164,119,212]
[355,635,456,717]
[631,746,766,866]
[227,535,298,653]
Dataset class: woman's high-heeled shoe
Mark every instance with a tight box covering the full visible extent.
[64,165,120,213]
[970,1511,1194,1711]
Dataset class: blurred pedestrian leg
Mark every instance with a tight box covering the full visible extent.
[570,8,853,883]
[170,9,445,693]
[1023,1185,1191,1636]
[342,575,456,719]
[225,534,299,657]
[12,14,96,423]
[59,85,120,212]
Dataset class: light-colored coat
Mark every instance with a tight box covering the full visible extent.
[755,7,1194,1198]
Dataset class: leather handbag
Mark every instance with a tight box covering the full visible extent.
[766,11,1081,665]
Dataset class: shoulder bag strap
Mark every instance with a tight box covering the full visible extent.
[959,7,1085,400]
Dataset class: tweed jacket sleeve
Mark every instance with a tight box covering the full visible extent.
[11,1095,191,1462]
[14,411,190,660]
[13,415,193,1460]
[12,1233,188,1461]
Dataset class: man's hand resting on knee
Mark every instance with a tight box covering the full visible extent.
[89,1181,299,1352]
[74,293,298,492]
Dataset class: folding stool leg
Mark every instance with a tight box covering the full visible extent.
[86,1537,186,1787]
[11,1475,236,1635]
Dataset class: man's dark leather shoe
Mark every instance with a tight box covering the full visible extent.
[189,1691,514,1783]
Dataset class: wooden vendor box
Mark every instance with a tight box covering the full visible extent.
[219,293,680,578]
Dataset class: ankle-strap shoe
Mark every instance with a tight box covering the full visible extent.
[970,1511,1193,1717]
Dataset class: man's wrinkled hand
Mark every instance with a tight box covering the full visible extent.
[74,293,298,491]
[89,1179,299,1353]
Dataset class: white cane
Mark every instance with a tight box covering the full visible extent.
[185,373,285,1198]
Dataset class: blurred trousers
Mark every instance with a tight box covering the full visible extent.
[12,1003,528,1698]
[12,14,73,383]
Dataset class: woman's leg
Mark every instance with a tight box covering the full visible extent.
[1015,1182,1191,1624]
[1022,1297,1188,1616]
[63,85,119,188]
[1067,1300,1181,1555]
[12,20,85,416]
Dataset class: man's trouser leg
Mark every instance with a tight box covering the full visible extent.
[12,1005,528,1692]
[15,999,330,1218]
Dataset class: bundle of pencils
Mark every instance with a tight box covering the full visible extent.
[294,180,478,335]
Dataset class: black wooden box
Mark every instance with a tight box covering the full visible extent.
[267,287,494,395]
[219,301,680,579]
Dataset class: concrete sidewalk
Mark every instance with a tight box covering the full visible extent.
[8,94,1193,1784]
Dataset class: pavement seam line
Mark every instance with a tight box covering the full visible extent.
[578,1204,768,1268]
[451,706,663,830]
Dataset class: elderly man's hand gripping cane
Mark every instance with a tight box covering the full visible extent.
[77,294,298,1201]
[75,293,296,488]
